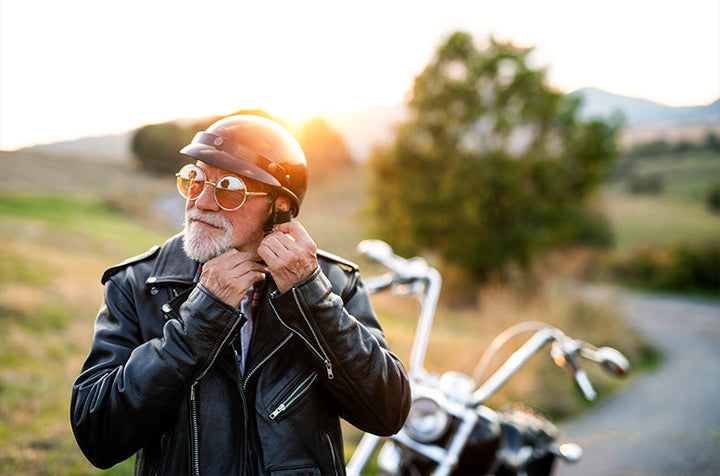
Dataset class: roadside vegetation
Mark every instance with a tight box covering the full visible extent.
[601,140,720,297]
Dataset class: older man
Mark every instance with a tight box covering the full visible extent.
[71,114,411,475]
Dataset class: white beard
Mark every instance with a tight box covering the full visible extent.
[182,209,235,263]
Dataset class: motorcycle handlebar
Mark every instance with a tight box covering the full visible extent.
[358,240,441,378]
[357,239,629,405]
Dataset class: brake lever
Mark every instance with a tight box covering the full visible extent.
[551,339,597,401]
[573,369,597,401]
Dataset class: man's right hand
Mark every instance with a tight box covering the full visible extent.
[198,250,268,308]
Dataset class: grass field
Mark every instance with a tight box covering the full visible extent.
[1,146,711,474]
[606,148,720,254]
[0,196,164,475]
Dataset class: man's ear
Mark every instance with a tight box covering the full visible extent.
[274,196,292,213]
[263,195,293,233]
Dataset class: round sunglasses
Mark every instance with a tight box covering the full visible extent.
[176,164,269,211]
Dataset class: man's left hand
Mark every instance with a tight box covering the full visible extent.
[258,221,318,294]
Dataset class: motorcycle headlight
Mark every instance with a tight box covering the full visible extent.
[404,396,450,443]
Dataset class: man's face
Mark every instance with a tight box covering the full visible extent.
[182,161,272,262]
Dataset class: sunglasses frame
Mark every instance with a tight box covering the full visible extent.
[176,164,270,211]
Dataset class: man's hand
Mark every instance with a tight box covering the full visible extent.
[199,250,268,308]
[258,221,318,294]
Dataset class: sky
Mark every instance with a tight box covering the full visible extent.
[1,0,718,151]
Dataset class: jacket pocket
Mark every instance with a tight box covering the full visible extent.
[265,371,318,422]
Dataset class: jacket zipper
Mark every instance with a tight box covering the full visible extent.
[235,334,292,474]
[270,292,334,380]
[268,372,318,420]
[242,334,293,391]
[324,432,341,476]
[190,383,200,476]
[291,289,335,380]
[188,312,244,475]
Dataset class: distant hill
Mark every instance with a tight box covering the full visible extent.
[569,87,720,126]
[16,88,719,163]
[323,88,718,159]
[21,131,134,163]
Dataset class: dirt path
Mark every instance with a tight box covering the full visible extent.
[555,287,720,476]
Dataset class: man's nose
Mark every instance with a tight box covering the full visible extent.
[194,183,220,211]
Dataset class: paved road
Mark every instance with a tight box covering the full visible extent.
[555,287,720,476]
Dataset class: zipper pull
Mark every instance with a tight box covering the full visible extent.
[269,403,286,420]
[325,360,334,380]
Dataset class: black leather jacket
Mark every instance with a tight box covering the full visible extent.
[71,234,411,475]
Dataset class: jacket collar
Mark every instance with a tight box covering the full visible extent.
[145,233,199,286]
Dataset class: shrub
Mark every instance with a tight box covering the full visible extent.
[131,122,195,175]
[610,241,720,295]
[626,172,664,195]
[704,182,720,214]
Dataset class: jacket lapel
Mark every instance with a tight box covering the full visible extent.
[146,234,198,287]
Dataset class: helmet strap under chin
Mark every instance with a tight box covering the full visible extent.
[263,200,292,235]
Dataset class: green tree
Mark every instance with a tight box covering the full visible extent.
[131,122,196,174]
[368,32,619,282]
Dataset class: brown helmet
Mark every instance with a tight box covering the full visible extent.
[180,114,308,216]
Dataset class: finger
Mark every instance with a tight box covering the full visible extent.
[257,237,287,264]
[259,232,296,259]
[199,259,267,307]
[205,249,262,272]
[272,221,310,244]
[268,231,298,251]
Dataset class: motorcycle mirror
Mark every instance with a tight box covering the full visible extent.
[357,240,393,261]
[597,347,630,378]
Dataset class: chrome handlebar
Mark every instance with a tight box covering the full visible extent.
[357,239,629,404]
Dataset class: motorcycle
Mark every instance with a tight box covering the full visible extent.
[346,240,630,476]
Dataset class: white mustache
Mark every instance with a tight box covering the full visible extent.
[185,209,232,231]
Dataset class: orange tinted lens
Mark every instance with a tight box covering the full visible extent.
[177,165,205,199]
[214,176,247,210]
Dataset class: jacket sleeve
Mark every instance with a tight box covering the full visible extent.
[70,279,244,469]
[269,266,411,436]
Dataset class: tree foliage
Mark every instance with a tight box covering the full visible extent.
[368,32,620,282]
[131,122,198,175]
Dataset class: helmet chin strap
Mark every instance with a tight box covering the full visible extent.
[263,201,292,235]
